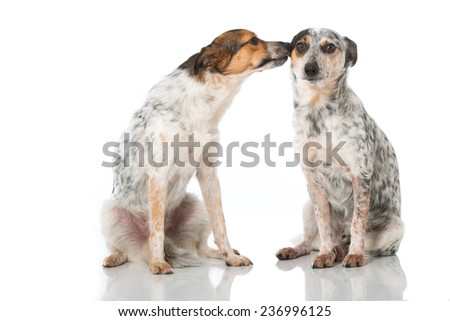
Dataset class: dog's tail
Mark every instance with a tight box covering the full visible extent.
[164,238,216,268]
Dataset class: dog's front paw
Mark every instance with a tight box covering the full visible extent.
[150,261,173,274]
[225,255,253,267]
[343,253,365,268]
[312,252,336,268]
[276,247,302,260]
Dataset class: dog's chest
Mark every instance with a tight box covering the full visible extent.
[172,129,220,168]
[315,167,354,213]
[294,111,359,170]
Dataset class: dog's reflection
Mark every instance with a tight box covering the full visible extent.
[276,254,407,300]
[102,262,252,301]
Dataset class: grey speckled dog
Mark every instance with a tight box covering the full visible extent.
[276,28,404,268]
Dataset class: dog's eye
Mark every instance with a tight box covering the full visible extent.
[324,43,336,53]
[248,37,259,45]
[296,41,308,53]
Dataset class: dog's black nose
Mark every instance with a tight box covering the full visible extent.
[304,61,319,77]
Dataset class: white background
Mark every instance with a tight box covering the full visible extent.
[1,0,449,319]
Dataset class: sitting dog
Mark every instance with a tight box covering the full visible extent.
[101,29,290,274]
[276,28,404,268]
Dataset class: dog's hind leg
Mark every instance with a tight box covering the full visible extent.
[166,193,218,259]
[365,214,404,256]
[100,200,149,267]
[276,199,320,260]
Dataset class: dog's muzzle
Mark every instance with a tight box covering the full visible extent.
[258,42,291,69]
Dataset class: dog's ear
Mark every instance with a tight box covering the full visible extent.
[344,37,357,67]
[193,43,229,75]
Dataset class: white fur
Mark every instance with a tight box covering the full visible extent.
[101,31,290,273]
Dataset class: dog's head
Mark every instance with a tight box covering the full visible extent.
[181,29,290,79]
[290,28,357,84]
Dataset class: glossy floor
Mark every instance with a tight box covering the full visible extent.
[101,254,406,301]
[98,210,414,302]
[96,197,450,302]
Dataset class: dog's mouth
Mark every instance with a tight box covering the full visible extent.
[302,75,325,83]
[273,56,289,65]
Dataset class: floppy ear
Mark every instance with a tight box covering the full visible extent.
[193,43,229,75]
[344,37,357,67]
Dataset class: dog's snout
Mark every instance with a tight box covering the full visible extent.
[282,42,293,53]
[304,61,319,77]
[272,41,292,57]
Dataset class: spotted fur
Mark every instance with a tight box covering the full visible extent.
[276,28,404,268]
[102,29,290,274]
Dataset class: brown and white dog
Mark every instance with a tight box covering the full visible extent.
[101,29,290,274]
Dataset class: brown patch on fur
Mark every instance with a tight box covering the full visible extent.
[149,177,164,233]
[303,35,311,46]
[194,43,231,77]
[291,49,299,69]
[211,29,271,75]
[310,94,320,106]
[148,177,172,274]
[223,41,268,75]
[183,29,276,79]
[305,80,337,107]
[319,39,331,47]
